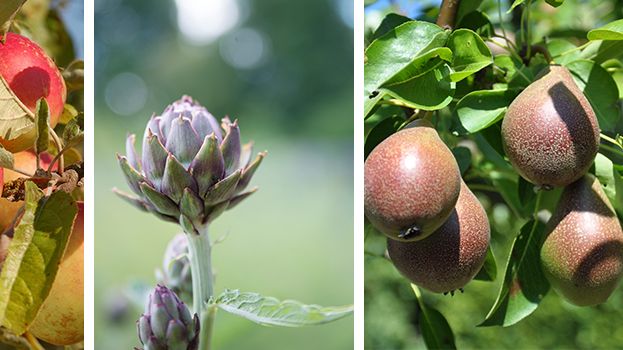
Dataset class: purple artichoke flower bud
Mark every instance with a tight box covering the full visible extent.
[116,96,266,232]
[156,233,192,304]
[136,284,199,350]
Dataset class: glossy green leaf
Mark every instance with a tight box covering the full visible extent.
[456,11,494,38]
[382,64,455,111]
[474,246,498,281]
[594,153,623,217]
[364,116,403,159]
[508,0,525,13]
[588,19,623,41]
[446,29,493,82]
[490,172,525,219]
[456,89,519,133]
[545,0,564,8]
[456,0,484,23]
[214,289,353,327]
[364,21,448,96]
[364,92,385,119]
[480,220,549,327]
[452,146,472,175]
[412,285,456,350]
[580,40,623,63]
[566,60,620,132]
[371,13,411,41]
[0,183,78,334]
[382,48,452,87]
[364,218,387,257]
[546,39,581,65]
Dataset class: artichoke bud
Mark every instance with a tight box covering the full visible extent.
[156,233,193,304]
[116,95,265,227]
[136,284,199,350]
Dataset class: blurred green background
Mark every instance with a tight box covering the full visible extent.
[365,0,623,349]
[95,0,353,348]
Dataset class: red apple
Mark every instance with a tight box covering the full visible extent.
[0,32,67,152]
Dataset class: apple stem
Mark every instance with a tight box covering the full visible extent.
[23,332,44,350]
[47,127,64,174]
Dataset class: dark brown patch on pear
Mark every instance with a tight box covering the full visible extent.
[501,65,600,188]
[541,174,623,306]
[365,120,461,241]
[387,181,490,293]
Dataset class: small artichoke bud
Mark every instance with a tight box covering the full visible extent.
[136,284,199,350]
[156,233,192,304]
[117,96,266,232]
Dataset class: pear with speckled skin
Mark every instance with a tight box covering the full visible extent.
[387,181,490,293]
[501,65,599,188]
[541,175,623,306]
[365,119,461,242]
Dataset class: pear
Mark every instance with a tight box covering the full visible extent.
[365,119,461,241]
[541,175,623,306]
[501,65,599,188]
[387,181,490,293]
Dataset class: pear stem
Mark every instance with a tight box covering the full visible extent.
[186,224,216,350]
[436,0,461,29]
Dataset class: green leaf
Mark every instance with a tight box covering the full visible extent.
[474,246,497,281]
[411,285,456,350]
[364,21,448,96]
[480,220,549,327]
[0,0,25,36]
[545,0,564,8]
[0,145,14,168]
[580,40,623,63]
[508,0,525,13]
[214,289,353,327]
[566,60,620,132]
[455,89,519,133]
[446,29,493,82]
[452,146,472,175]
[594,153,623,217]
[0,183,78,334]
[456,0,484,23]
[456,11,494,38]
[546,39,581,65]
[364,116,403,159]
[0,76,34,142]
[473,132,511,171]
[364,218,387,257]
[382,64,456,111]
[371,13,412,42]
[490,172,525,219]
[588,19,623,41]
[382,48,453,87]
[364,92,385,119]
[35,98,50,154]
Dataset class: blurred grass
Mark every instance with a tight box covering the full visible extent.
[95,111,354,349]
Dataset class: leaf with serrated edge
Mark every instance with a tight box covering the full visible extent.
[0,145,14,168]
[0,76,34,141]
[480,220,549,327]
[0,0,26,36]
[0,182,77,334]
[214,289,352,327]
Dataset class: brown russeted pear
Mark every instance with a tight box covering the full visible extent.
[387,180,490,293]
[501,65,600,188]
[365,119,460,241]
[541,174,623,306]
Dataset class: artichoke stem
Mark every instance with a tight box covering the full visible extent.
[185,224,215,349]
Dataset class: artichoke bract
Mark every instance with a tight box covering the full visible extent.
[116,96,266,232]
[157,233,193,304]
[137,284,199,350]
